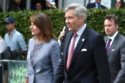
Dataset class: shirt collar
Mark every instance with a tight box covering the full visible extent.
[8,29,16,36]
[108,31,118,41]
[76,24,86,37]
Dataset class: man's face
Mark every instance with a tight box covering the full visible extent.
[104,19,118,36]
[65,9,83,32]
[5,23,15,32]
[96,0,101,3]
[36,3,42,10]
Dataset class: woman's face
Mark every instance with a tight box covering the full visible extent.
[30,22,41,36]
[115,0,122,8]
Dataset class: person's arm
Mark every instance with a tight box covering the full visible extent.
[114,40,125,83]
[93,35,111,83]
[17,34,27,58]
[50,41,64,83]
[58,26,66,45]
[17,34,27,51]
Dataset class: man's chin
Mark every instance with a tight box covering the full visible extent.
[106,33,113,36]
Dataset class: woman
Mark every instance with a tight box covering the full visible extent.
[26,13,61,83]
[115,0,125,9]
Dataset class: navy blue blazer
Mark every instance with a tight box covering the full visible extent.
[55,26,111,83]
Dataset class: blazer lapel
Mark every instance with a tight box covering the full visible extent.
[28,39,36,70]
[106,33,119,57]
[109,33,119,57]
[64,32,73,67]
[110,33,119,49]
[69,27,88,69]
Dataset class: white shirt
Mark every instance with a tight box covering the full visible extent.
[107,31,118,46]
[0,37,6,53]
[95,3,99,8]
[46,0,54,3]
[72,24,86,48]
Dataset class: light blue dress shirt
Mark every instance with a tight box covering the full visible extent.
[4,29,27,51]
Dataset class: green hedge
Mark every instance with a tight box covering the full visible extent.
[0,9,65,42]
[87,9,125,35]
[0,9,125,43]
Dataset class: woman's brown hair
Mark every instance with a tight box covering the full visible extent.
[30,13,53,42]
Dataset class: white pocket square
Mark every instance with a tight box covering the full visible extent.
[81,48,87,52]
[111,49,116,51]
[36,68,41,73]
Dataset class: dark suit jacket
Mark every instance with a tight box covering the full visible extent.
[105,33,125,83]
[86,2,107,9]
[55,26,111,83]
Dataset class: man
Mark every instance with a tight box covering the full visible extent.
[86,0,107,9]
[104,15,125,83]
[4,16,27,59]
[55,3,110,83]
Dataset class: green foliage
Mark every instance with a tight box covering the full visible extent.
[0,9,65,42]
[0,9,125,43]
[87,9,125,35]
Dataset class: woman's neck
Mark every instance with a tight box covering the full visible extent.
[35,35,44,44]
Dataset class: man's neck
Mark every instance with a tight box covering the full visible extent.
[8,29,15,35]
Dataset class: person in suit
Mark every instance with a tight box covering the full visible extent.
[55,3,111,83]
[86,0,107,9]
[26,13,61,83]
[104,14,125,83]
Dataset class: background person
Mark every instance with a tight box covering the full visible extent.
[4,16,27,59]
[8,0,25,11]
[86,0,107,9]
[104,14,125,83]
[115,0,125,9]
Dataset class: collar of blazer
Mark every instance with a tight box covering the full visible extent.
[64,26,89,70]
[105,32,119,48]
[105,33,121,57]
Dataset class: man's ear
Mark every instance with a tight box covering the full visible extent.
[116,24,119,30]
[79,17,84,23]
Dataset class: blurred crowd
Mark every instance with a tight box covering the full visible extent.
[0,0,125,12]
[0,0,58,12]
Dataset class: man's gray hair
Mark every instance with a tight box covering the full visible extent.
[65,3,87,21]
